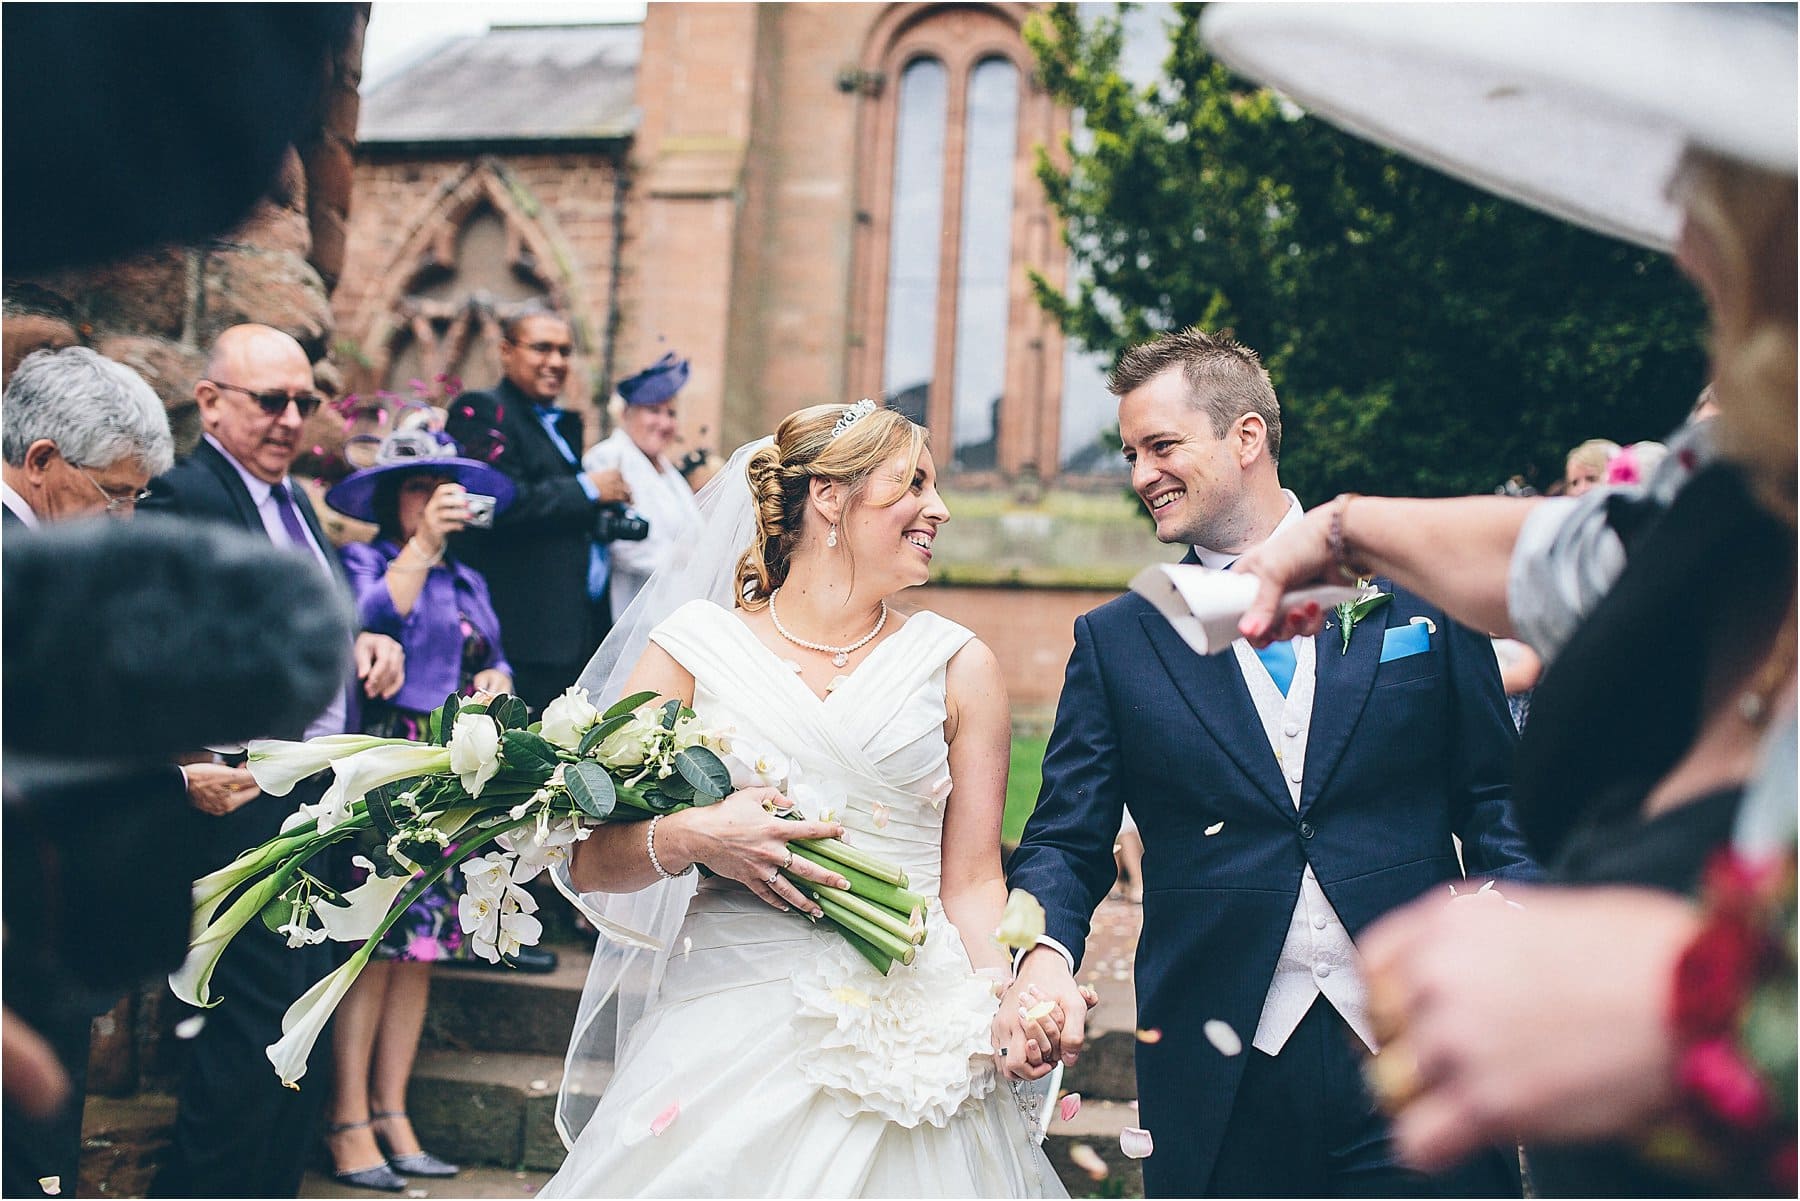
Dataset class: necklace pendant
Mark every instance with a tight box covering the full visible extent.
[832,652,848,668]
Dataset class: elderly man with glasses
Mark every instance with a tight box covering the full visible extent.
[1,344,171,524]
[138,322,409,1199]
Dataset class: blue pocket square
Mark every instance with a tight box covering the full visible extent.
[1380,622,1431,663]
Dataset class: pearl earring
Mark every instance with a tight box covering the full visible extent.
[826,524,838,549]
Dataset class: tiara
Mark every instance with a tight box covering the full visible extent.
[831,398,877,439]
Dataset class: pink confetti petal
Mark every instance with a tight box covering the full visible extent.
[871,800,889,829]
[1059,1092,1082,1122]
[649,1100,680,1136]
[1068,1143,1109,1180]
[1135,1027,1163,1044]
[1120,1126,1154,1159]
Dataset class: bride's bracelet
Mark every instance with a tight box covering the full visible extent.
[646,814,694,881]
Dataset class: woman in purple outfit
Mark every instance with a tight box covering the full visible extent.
[317,425,517,1191]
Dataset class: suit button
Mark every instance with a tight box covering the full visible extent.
[1313,962,1331,978]
[1284,720,1301,737]
[1298,821,1315,839]
[1312,914,1328,930]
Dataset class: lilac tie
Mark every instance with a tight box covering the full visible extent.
[269,482,320,564]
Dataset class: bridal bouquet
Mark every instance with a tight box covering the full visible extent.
[169,686,925,1087]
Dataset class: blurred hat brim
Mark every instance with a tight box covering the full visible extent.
[1201,3,1797,252]
[324,457,516,524]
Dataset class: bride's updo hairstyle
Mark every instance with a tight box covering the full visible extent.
[735,402,926,610]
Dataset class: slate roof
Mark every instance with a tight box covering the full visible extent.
[359,22,641,146]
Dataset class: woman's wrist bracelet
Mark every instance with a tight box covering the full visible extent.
[1327,492,1371,583]
[646,813,694,881]
[404,537,444,567]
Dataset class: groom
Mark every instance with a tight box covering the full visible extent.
[1005,327,1539,1197]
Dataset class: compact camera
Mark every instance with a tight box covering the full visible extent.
[463,493,498,528]
[594,501,650,543]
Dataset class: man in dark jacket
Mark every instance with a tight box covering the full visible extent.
[445,305,631,711]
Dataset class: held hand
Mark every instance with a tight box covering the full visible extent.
[470,669,513,698]
[1361,884,1698,1172]
[663,788,849,916]
[1234,506,1339,646]
[418,482,470,547]
[587,468,631,504]
[184,762,261,815]
[995,946,1089,1080]
[355,632,406,700]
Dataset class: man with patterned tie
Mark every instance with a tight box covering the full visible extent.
[445,304,633,712]
[140,323,405,1198]
[1003,327,1540,1197]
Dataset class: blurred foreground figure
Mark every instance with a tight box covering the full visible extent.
[1212,4,1796,1193]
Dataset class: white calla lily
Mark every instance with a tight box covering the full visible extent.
[315,856,415,942]
[170,867,296,1007]
[305,742,453,833]
[247,734,395,796]
[449,713,502,797]
[266,945,375,1087]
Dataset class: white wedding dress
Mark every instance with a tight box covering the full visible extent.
[541,599,1065,1198]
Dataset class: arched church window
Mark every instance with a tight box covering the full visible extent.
[880,56,948,429]
[950,56,1020,472]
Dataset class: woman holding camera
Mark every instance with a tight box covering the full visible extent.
[317,428,519,1191]
[582,351,704,618]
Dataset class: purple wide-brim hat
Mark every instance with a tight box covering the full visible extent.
[325,455,516,524]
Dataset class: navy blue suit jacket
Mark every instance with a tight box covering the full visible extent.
[1007,579,1539,1195]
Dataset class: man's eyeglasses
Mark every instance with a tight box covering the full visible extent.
[206,379,323,418]
[508,341,575,359]
[73,463,152,513]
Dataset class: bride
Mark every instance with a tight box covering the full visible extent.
[539,401,1069,1197]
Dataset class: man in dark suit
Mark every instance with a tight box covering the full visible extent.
[445,305,632,712]
[1003,328,1540,1197]
[139,323,404,1198]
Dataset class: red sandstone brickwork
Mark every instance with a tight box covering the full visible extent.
[905,583,1122,714]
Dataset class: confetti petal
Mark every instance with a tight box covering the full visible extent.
[1120,1126,1154,1159]
[830,986,872,1008]
[1024,1000,1056,1023]
[1204,821,1225,836]
[529,1079,550,1092]
[871,801,890,829]
[173,1015,207,1040]
[38,1177,60,1196]
[1204,1019,1242,1057]
[1135,1027,1163,1044]
[1069,1143,1109,1180]
[682,936,693,960]
[649,1100,680,1136]
[1059,1092,1082,1122]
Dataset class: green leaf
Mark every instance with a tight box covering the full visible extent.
[603,690,658,721]
[659,698,681,730]
[655,772,696,804]
[565,762,617,819]
[674,746,732,800]
[501,729,561,779]
[259,885,296,934]
[364,780,407,842]
[491,695,530,732]
[579,713,633,756]
[432,694,460,745]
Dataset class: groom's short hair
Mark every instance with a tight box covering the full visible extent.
[1108,326,1283,463]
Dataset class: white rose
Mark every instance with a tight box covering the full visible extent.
[595,721,654,770]
[448,712,502,797]
[671,713,708,752]
[539,686,599,751]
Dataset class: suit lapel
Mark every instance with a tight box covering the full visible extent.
[192,439,267,533]
[1139,612,1294,816]
[1299,577,1387,812]
[287,482,348,585]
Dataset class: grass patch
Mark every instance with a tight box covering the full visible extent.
[1005,732,1049,845]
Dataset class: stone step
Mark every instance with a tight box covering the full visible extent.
[301,1163,553,1198]
[407,1048,590,1173]
[1043,1097,1148,1197]
[420,948,592,1058]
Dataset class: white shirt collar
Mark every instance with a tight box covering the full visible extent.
[204,433,287,503]
[0,480,40,527]
[1193,490,1305,568]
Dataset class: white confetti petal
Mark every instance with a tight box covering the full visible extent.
[1204,821,1225,836]
[173,1015,207,1040]
[1204,1018,1243,1057]
[1120,1126,1154,1159]
[529,1079,550,1092]
[38,1176,60,1196]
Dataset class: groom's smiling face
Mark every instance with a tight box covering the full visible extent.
[1120,367,1250,549]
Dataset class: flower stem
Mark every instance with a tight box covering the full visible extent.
[789,846,926,919]
[794,837,908,888]
[811,890,916,965]
[836,927,895,976]
[794,876,922,946]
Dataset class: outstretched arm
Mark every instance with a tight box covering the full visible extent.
[1236,495,1539,646]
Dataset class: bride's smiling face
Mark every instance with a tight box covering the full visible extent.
[841,446,949,592]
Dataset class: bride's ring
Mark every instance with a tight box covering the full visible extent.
[781,847,794,870]
[763,868,781,885]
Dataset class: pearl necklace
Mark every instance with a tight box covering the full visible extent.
[769,589,888,668]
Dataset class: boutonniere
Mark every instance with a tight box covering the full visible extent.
[1330,579,1391,655]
